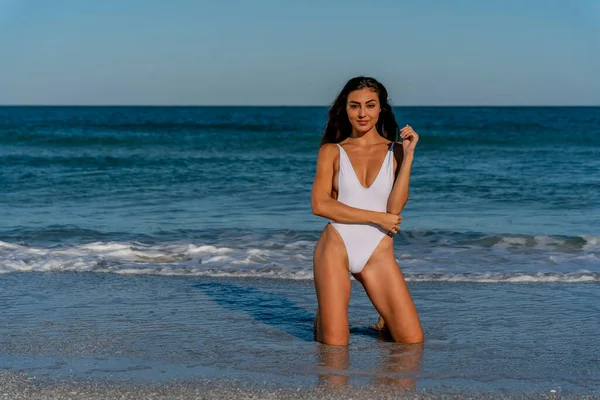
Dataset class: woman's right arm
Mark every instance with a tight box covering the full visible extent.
[311,144,401,231]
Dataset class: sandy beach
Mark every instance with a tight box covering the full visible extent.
[2,273,599,398]
[3,372,599,400]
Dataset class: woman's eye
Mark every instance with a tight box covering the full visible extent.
[367,104,375,108]
[350,105,358,109]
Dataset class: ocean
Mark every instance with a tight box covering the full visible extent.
[1,106,599,397]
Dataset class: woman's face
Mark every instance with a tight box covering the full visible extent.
[346,88,381,134]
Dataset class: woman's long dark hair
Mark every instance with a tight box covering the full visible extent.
[320,76,399,146]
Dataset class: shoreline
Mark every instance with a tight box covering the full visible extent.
[2,274,599,397]
[3,372,596,400]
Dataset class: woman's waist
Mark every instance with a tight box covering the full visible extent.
[329,221,387,234]
[335,198,388,213]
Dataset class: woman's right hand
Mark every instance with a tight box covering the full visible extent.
[376,212,403,235]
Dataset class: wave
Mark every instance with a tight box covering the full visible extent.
[0,121,309,142]
[2,118,599,149]
[1,262,597,283]
[404,272,600,283]
[1,106,598,150]
[2,227,599,250]
[2,129,599,150]
[1,233,598,282]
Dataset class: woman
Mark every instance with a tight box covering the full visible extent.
[311,76,424,346]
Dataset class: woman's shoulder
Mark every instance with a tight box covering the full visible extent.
[318,143,340,158]
[320,142,339,150]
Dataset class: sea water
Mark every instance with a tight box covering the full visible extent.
[0,106,599,394]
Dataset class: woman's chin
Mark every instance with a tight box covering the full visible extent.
[353,125,373,134]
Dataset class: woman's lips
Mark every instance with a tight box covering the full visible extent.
[358,121,369,126]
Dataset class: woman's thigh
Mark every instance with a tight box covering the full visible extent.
[313,223,351,346]
[353,245,424,344]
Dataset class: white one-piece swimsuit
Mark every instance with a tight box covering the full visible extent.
[330,142,395,274]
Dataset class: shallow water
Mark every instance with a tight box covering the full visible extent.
[1,273,598,394]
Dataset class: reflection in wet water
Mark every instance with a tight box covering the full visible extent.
[375,343,423,389]
[315,341,423,389]
[316,345,350,389]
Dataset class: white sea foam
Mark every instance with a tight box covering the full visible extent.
[582,235,600,251]
[404,272,600,283]
[495,237,529,247]
[0,234,598,282]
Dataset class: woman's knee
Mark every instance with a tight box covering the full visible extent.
[391,329,424,344]
[318,329,349,346]
[314,309,349,346]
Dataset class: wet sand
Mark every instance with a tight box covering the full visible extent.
[1,273,600,397]
[3,372,597,400]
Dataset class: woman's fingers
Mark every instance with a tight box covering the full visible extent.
[388,224,401,235]
[384,214,403,235]
[400,125,419,140]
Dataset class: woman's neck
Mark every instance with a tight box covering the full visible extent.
[348,128,381,145]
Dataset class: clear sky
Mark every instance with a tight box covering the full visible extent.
[0,0,599,105]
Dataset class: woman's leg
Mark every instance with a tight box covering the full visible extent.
[353,242,424,344]
[313,224,352,346]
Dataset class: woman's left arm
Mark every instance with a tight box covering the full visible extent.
[387,125,419,215]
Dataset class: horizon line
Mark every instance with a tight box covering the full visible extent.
[0,104,599,108]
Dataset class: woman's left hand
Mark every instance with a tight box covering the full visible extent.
[400,125,419,155]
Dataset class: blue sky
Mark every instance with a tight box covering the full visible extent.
[0,0,598,105]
